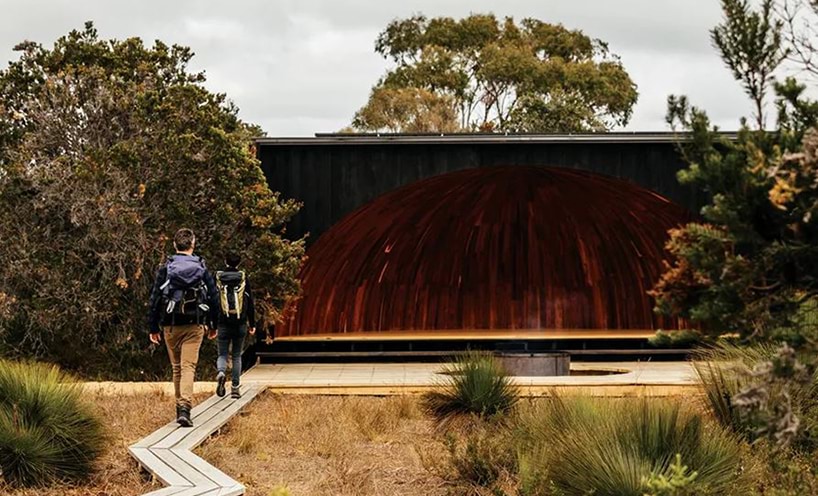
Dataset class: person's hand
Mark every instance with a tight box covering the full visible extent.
[249,327,256,336]
[208,329,217,340]
[149,332,161,345]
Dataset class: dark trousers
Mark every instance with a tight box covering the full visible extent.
[216,323,246,387]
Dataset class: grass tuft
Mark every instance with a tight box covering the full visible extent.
[0,360,105,487]
[515,396,748,495]
[423,351,519,424]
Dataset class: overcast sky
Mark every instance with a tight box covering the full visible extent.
[0,0,753,135]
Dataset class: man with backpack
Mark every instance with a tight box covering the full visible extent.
[147,228,218,427]
[211,251,256,399]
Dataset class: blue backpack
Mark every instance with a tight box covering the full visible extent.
[159,255,210,326]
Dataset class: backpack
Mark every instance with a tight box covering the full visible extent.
[159,255,210,326]
[215,270,247,322]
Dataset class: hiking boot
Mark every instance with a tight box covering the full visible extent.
[177,405,193,428]
[216,371,226,397]
[231,386,241,399]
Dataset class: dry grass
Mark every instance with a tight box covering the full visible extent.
[1,390,209,496]
[196,393,450,496]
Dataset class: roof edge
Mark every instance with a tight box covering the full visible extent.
[254,131,738,146]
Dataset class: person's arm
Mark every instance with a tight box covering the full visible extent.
[245,277,255,333]
[203,269,219,330]
[146,265,167,342]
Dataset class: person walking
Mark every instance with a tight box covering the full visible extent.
[147,228,217,427]
[211,251,255,399]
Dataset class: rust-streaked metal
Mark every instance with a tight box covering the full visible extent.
[278,166,690,336]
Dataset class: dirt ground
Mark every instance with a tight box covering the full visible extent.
[196,393,452,496]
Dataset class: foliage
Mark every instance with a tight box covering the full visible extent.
[268,487,292,496]
[0,23,305,379]
[712,0,787,128]
[693,343,818,450]
[352,14,638,133]
[514,396,748,496]
[641,454,699,496]
[753,447,818,495]
[424,351,519,424]
[350,87,460,133]
[648,329,706,348]
[650,0,818,339]
[0,360,105,487]
[444,424,517,493]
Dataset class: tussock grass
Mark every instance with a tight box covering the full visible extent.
[0,361,105,487]
[424,351,519,424]
[514,396,751,495]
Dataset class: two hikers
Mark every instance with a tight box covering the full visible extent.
[147,228,255,427]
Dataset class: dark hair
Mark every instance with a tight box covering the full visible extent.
[225,251,241,268]
[173,228,195,251]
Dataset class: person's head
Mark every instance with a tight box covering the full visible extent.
[225,251,241,268]
[173,228,196,254]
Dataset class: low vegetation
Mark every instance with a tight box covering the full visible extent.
[423,351,519,424]
[0,361,105,487]
[515,396,749,495]
[0,376,203,495]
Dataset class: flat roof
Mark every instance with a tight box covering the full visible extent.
[255,131,738,146]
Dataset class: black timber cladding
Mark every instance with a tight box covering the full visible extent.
[256,133,706,245]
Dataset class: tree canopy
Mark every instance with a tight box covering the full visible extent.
[651,0,818,340]
[351,14,638,133]
[0,22,304,378]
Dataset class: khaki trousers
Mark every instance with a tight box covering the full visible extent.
[163,324,205,409]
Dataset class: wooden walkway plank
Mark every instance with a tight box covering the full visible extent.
[129,447,192,487]
[129,386,264,496]
[176,386,259,450]
[133,394,227,449]
[142,486,194,496]
[157,486,225,496]
[152,448,219,488]
[199,486,245,496]
[153,396,235,449]
[170,449,241,488]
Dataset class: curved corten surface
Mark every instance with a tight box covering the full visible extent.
[278,166,690,336]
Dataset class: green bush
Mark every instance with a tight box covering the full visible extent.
[648,330,706,348]
[0,360,105,487]
[515,396,747,496]
[424,351,519,423]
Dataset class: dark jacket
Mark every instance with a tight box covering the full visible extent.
[215,267,255,328]
[147,254,218,334]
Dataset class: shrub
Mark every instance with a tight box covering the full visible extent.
[648,330,706,348]
[445,425,517,490]
[424,351,519,423]
[0,360,105,487]
[641,454,699,496]
[515,396,748,496]
[693,343,818,450]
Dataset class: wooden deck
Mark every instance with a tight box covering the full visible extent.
[273,329,658,342]
[128,386,261,496]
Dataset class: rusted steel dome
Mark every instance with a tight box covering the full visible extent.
[278,166,690,336]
